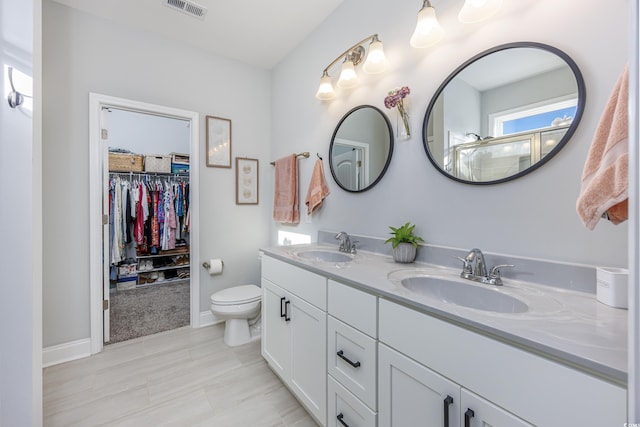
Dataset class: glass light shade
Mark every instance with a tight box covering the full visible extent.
[362,40,389,74]
[337,60,359,88]
[410,4,445,48]
[458,0,503,23]
[315,73,335,100]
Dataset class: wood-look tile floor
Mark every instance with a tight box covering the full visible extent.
[43,324,318,426]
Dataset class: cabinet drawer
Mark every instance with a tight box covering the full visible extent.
[379,299,626,427]
[328,280,377,338]
[328,375,377,427]
[262,255,327,309]
[328,316,377,410]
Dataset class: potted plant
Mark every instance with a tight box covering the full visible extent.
[385,222,424,263]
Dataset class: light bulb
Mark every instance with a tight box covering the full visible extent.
[410,2,445,48]
[315,72,335,100]
[363,38,389,74]
[458,0,502,23]
[337,60,359,89]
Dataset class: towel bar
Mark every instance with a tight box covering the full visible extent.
[270,152,310,165]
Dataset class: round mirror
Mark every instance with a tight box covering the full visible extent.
[330,105,394,192]
[423,42,585,185]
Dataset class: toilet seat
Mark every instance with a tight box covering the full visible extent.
[210,284,261,306]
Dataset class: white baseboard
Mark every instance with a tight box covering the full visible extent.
[199,310,223,327]
[44,314,221,368]
[43,338,92,368]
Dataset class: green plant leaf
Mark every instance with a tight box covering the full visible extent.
[384,222,424,248]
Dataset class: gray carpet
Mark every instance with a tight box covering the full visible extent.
[108,280,190,344]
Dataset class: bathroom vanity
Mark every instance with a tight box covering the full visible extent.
[260,243,627,427]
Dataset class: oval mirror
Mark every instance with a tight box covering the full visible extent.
[330,105,394,192]
[423,42,585,184]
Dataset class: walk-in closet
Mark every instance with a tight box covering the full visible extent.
[105,108,192,343]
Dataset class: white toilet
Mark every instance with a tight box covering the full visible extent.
[210,284,262,347]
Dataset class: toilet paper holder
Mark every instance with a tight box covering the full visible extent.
[202,260,224,269]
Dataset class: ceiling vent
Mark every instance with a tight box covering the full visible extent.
[163,0,208,20]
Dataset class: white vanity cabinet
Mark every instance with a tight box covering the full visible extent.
[327,280,378,427]
[379,343,532,427]
[378,299,626,427]
[261,255,327,426]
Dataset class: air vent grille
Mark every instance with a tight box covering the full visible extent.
[163,0,208,19]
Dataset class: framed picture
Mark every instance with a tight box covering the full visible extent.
[235,157,259,205]
[206,115,232,168]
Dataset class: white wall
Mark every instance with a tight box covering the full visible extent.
[108,108,190,156]
[0,0,42,424]
[270,0,628,268]
[42,0,271,347]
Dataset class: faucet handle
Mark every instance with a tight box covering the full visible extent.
[455,256,473,275]
[488,264,514,285]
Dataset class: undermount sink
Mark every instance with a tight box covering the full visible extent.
[295,250,353,263]
[401,276,529,314]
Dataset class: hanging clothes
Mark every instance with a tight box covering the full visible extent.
[163,186,177,250]
[151,190,160,251]
[108,172,190,261]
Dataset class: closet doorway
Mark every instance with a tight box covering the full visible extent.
[89,94,200,354]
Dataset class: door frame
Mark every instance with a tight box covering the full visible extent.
[88,92,200,354]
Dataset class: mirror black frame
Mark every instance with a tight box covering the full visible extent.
[422,42,586,185]
[329,105,394,193]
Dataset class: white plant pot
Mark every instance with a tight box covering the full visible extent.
[392,243,417,263]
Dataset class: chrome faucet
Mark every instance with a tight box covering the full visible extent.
[335,231,357,254]
[456,248,513,286]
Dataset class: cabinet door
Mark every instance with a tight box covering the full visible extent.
[460,389,533,427]
[379,343,460,427]
[261,279,291,381]
[290,293,327,426]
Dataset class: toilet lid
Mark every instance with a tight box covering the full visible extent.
[210,284,261,305]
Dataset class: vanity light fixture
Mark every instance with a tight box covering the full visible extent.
[411,0,503,49]
[410,0,445,48]
[458,0,503,24]
[315,34,389,100]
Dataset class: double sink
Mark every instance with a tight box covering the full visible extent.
[293,248,543,315]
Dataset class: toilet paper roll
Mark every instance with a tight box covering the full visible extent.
[206,259,224,275]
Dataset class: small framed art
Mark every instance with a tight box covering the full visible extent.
[206,115,232,168]
[235,157,259,205]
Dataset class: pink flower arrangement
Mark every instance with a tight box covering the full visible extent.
[384,86,411,138]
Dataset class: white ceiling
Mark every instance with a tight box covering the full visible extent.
[50,0,344,69]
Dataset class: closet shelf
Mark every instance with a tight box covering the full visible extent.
[138,264,190,273]
[137,250,189,259]
[127,277,190,289]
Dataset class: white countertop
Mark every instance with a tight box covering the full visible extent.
[261,243,628,385]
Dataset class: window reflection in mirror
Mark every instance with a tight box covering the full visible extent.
[423,42,585,185]
[330,105,394,192]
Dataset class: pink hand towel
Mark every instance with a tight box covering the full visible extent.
[305,159,330,216]
[577,65,629,229]
[273,154,299,224]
